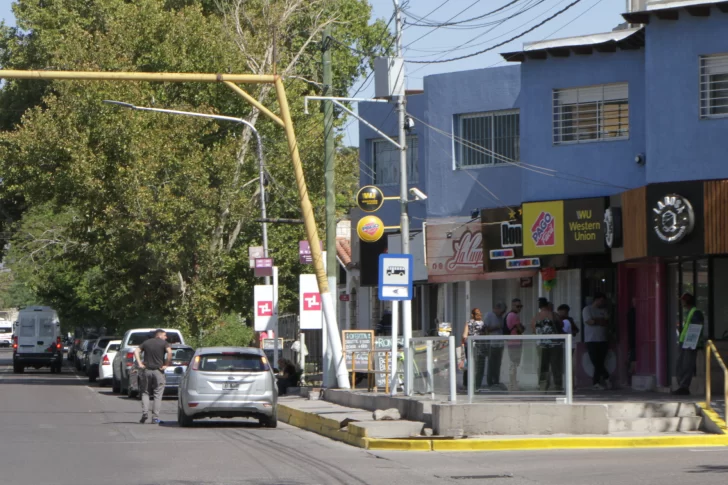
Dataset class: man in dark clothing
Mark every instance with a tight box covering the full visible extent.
[134,329,172,424]
[673,293,704,396]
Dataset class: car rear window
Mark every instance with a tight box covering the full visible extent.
[128,332,183,346]
[172,348,194,362]
[97,339,113,349]
[199,353,269,372]
[0,326,12,334]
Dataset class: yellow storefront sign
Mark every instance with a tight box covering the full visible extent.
[522,201,565,256]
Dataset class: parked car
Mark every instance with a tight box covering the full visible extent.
[177,347,278,428]
[96,340,121,386]
[112,328,185,398]
[0,320,13,348]
[12,306,63,374]
[75,339,95,372]
[132,344,195,399]
[86,336,121,383]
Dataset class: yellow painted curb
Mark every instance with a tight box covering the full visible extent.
[697,402,728,435]
[366,438,433,451]
[431,435,728,452]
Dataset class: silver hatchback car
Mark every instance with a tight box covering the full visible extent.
[177,347,278,428]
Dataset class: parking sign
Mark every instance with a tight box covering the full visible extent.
[378,254,413,301]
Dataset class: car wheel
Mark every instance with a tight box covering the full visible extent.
[177,405,193,428]
[13,363,24,374]
[112,375,120,393]
[259,410,278,428]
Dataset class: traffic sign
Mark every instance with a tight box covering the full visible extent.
[378,253,413,301]
[254,285,274,331]
[299,274,323,329]
[356,185,384,213]
[255,258,273,277]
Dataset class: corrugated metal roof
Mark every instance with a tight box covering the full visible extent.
[522,27,643,52]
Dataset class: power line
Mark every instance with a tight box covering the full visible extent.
[404,0,523,28]
[402,0,482,49]
[406,0,584,64]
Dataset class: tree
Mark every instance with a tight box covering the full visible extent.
[0,0,391,335]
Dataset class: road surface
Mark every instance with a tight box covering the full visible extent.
[0,349,726,485]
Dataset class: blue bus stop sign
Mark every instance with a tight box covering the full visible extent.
[378,254,413,301]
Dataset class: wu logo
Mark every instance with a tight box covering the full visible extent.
[576,210,592,220]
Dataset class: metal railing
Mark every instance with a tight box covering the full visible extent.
[705,340,728,424]
[407,336,457,402]
[466,335,573,404]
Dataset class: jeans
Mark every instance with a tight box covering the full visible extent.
[463,344,486,390]
[587,341,609,386]
[676,347,697,390]
[539,345,564,390]
[140,369,165,420]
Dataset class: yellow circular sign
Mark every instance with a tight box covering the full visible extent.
[357,215,385,243]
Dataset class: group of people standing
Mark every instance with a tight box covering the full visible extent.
[461,295,600,392]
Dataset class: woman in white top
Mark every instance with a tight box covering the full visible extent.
[462,308,486,389]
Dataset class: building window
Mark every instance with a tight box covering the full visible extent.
[456,110,519,168]
[371,136,418,186]
[700,53,728,119]
[553,83,629,144]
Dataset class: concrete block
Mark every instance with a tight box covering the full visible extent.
[608,417,703,433]
[607,402,698,419]
[373,408,401,421]
[348,421,425,439]
[432,403,610,436]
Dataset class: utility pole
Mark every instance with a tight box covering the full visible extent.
[322,25,337,387]
[393,0,412,394]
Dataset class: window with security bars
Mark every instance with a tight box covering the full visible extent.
[371,136,418,186]
[553,83,629,144]
[700,54,728,119]
[456,110,519,167]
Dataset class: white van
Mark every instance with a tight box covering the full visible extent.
[0,312,13,347]
[13,306,63,374]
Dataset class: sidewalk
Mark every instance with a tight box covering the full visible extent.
[278,393,728,452]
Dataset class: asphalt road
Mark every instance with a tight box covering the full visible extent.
[0,348,726,485]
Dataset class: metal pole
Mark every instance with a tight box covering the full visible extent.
[448,335,457,402]
[274,78,350,389]
[565,334,573,404]
[390,302,399,396]
[393,0,413,397]
[256,129,270,285]
[273,266,279,369]
[298,332,306,386]
[426,340,434,399]
[468,337,474,403]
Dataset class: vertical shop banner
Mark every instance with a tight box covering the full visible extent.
[426,221,484,283]
[299,274,323,330]
[254,285,274,331]
[522,201,564,256]
[563,197,607,254]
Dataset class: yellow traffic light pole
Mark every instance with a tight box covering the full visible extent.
[0,69,351,389]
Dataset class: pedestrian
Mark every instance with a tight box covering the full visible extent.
[376,310,392,336]
[531,298,564,391]
[504,298,525,391]
[557,304,579,354]
[672,292,704,395]
[483,302,507,390]
[134,329,172,424]
[582,292,612,390]
[461,308,486,390]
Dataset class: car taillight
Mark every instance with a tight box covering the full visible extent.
[102,355,110,365]
[56,336,62,349]
[125,352,135,368]
[191,355,200,371]
[12,336,17,350]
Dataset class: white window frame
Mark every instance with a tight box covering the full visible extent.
[553,83,630,145]
[370,136,418,186]
[455,109,520,169]
[700,53,728,119]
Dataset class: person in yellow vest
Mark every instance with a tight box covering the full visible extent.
[672,292,704,396]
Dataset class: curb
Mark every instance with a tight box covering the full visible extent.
[697,402,728,435]
[278,404,728,452]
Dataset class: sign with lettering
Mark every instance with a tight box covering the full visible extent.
[426,221,485,283]
[563,197,607,254]
[482,207,532,273]
[523,201,564,256]
[254,285,275,331]
[299,274,322,330]
[248,246,264,268]
[299,240,323,265]
[356,185,385,213]
[373,336,404,389]
[342,330,374,372]
[506,258,541,269]
[652,194,695,244]
[254,258,274,277]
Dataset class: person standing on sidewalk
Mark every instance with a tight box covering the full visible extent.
[134,329,172,424]
[505,298,525,391]
[483,302,507,390]
[461,308,486,390]
[582,293,611,390]
[672,292,704,396]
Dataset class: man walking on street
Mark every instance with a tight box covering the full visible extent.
[583,293,611,390]
[134,329,172,424]
[673,293,704,396]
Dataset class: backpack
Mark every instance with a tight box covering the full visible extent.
[502,312,513,335]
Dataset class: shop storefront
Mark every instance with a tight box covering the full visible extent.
[617,180,728,392]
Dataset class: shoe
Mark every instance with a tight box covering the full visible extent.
[671,388,690,396]
[139,415,148,424]
[592,383,605,390]
[152,419,161,424]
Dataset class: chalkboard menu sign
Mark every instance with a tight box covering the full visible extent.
[373,336,403,389]
[342,330,374,371]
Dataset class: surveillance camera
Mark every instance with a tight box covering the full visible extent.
[404,116,415,132]
[635,153,646,166]
[409,187,427,201]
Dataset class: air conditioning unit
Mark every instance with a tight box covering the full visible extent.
[374,57,405,99]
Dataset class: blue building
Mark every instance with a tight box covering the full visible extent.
[352,0,728,392]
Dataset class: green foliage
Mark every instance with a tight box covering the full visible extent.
[191,312,255,349]
[0,0,391,334]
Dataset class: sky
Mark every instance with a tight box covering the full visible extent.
[0,0,630,143]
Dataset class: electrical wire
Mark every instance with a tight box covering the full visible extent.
[402,0,482,49]
[406,0,584,64]
[404,0,533,30]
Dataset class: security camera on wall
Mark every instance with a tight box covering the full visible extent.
[409,187,427,201]
[635,153,646,166]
